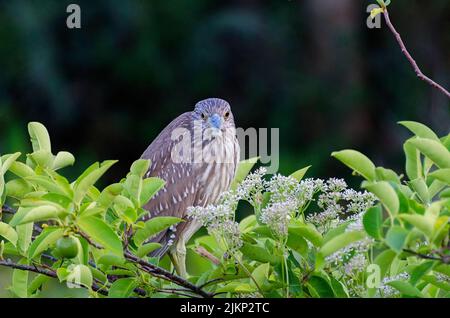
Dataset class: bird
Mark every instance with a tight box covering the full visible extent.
[139,98,240,277]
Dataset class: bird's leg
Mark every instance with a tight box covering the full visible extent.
[168,239,187,278]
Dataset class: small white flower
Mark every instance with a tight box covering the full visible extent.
[260,199,298,238]
[236,167,267,204]
[378,273,410,297]
[344,253,367,275]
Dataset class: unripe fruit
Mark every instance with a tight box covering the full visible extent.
[55,236,79,259]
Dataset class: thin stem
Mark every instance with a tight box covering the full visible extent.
[282,245,290,298]
[403,248,449,264]
[382,9,450,99]
[230,251,264,296]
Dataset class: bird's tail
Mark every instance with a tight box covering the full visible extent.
[148,230,172,258]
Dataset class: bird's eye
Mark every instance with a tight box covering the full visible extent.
[224,111,230,119]
[201,113,206,120]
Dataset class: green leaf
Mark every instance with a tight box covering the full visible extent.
[16,205,64,225]
[5,179,33,199]
[331,149,376,181]
[422,275,450,292]
[409,261,436,285]
[130,159,151,178]
[97,254,125,268]
[409,138,450,169]
[73,160,117,205]
[28,122,51,152]
[25,175,71,197]
[385,226,409,253]
[288,222,323,247]
[28,227,65,259]
[363,205,383,240]
[399,121,440,141]
[28,150,53,169]
[409,178,429,204]
[399,214,433,238]
[1,152,22,175]
[370,7,384,19]
[240,243,278,264]
[231,157,259,190]
[286,232,308,256]
[133,216,183,246]
[52,151,75,170]
[374,250,396,278]
[136,242,161,258]
[329,276,348,298]
[97,183,123,208]
[375,167,401,183]
[363,181,399,216]
[11,258,29,298]
[387,280,424,298]
[429,169,450,185]
[108,278,137,298]
[28,274,50,296]
[404,141,422,180]
[290,165,311,181]
[0,222,18,246]
[239,215,257,233]
[8,161,35,178]
[307,276,334,298]
[77,216,123,257]
[65,264,93,289]
[140,177,165,207]
[16,223,33,254]
[251,263,270,289]
[319,231,366,257]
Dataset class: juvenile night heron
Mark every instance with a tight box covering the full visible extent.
[140,98,240,277]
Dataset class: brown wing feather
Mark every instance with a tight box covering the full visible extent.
[140,112,197,254]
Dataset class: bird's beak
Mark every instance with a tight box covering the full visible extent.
[208,113,223,130]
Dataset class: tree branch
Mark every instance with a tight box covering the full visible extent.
[0,258,110,296]
[1,204,43,234]
[1,204,213,298]
[195,246,220,265]
[382,9,450,99]
[403,249,449,264]
[124,251,214,298]
[76,230,104,249]
[1,204,16,215]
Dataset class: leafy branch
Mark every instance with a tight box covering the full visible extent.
[0,204,213,298]
[0,258,109,296]
[372,1,450,99]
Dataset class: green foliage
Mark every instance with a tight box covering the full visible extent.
[0,121,448,298]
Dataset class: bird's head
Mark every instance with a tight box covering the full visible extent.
[192,98,235,138]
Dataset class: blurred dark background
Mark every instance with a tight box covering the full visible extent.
[0,0,449,184]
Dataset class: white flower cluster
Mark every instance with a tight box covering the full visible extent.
[187,204,242,252]
[187,204,233,227]
[325,237,374,265]
[208,219,243,252]
[344,253,367,276]
[265,174,299,203]
[435,272,450,284]
[260,199,297,238]
[295,178,325,207]
[342,189,376,215]
[235,167,267,204]
[259,176,324,239]
[307,178,376,234]
[378,273,410,297]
